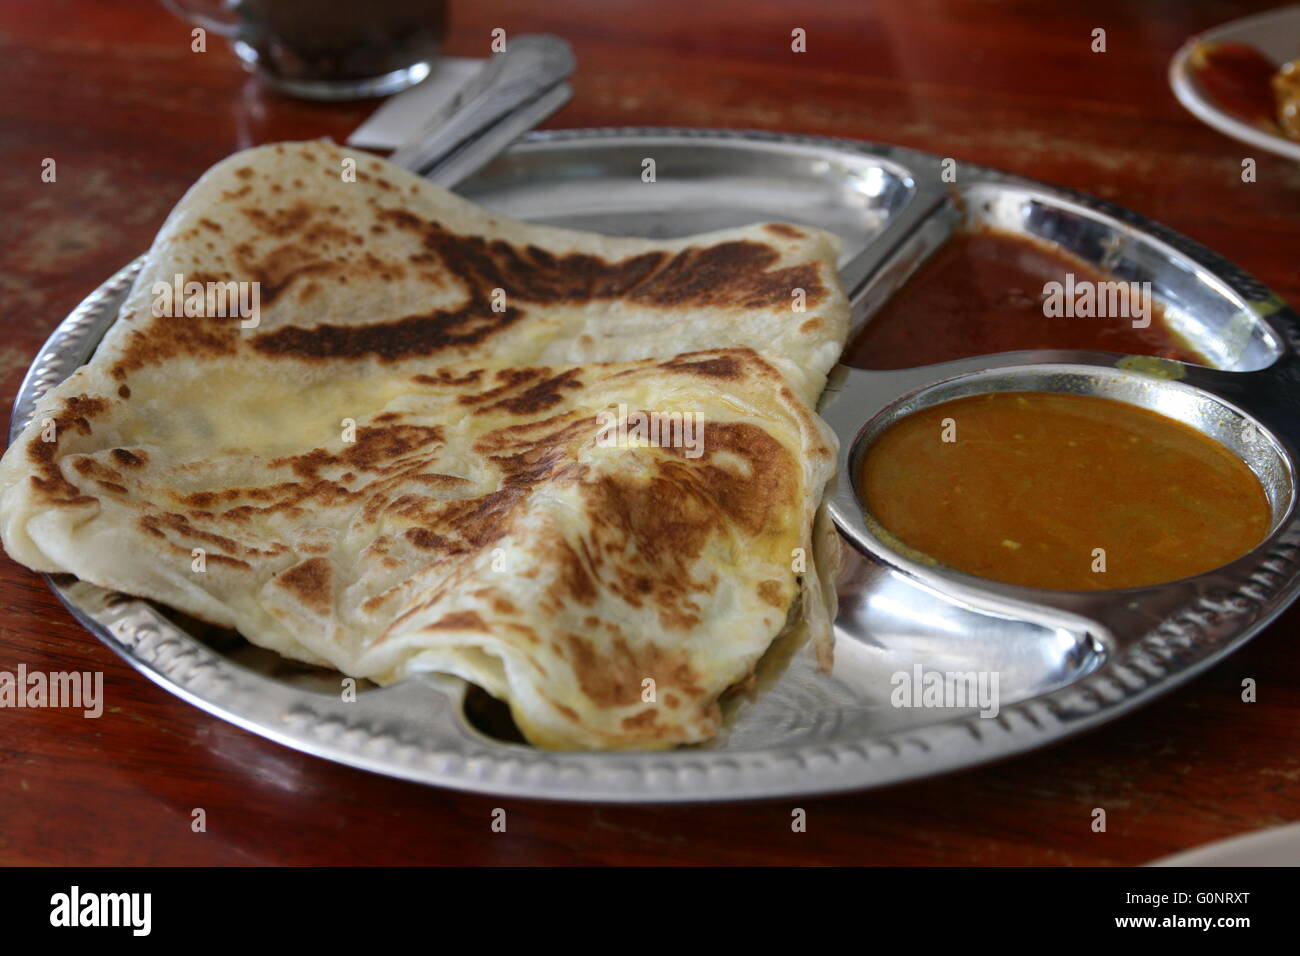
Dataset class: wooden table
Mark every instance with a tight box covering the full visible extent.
[1,0,1297,866]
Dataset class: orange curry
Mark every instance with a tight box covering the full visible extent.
[859,392,1270,590]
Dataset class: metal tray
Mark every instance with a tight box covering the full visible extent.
[12,127,1300,802]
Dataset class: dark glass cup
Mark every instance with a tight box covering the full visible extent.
[162,0,449,100]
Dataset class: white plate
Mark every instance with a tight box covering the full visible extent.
[1169,4,1300,161]
[1150,821,1300,866]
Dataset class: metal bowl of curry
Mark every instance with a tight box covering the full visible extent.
[825,360,1295,597]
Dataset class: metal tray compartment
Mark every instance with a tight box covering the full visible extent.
[849,178,1286,371]
[821,361,1298,751]
[13,128,1300,801]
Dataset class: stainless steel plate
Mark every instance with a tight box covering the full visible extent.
[12,128,1300,802]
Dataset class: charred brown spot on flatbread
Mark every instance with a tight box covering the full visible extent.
[205,553,253,569]
[233,242,343,307]
[239,202,312,239]
[108,272,244,380]
[764,223,806,239]
[563,634,707,708]
[478,415,597,486]
[413,369,483,388]
[544,538,599,610]
[621,709,664,732]
[111,448,147,468]
[25,395,110,506]
[269,424,443,479]
[658,354,743,379]
[296,533,334,556]
[404,527,460,552]
[757,579,786,607]
[398,485,527,551]
[275,557,333,613]
[474,369,584,415]
[430,610,487,631]
[390,213,826,310]
[458,367,547,406]
[513,416,799,631]
[684,421,800,536]
[71,456,120,480]
[243,209,825,364]
[253,301,526,360]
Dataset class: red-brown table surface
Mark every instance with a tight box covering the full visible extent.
[1,0,1297,866]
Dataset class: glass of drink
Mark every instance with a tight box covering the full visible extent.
[162,0,449,100]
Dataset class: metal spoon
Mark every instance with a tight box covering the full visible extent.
[386,34,575,187]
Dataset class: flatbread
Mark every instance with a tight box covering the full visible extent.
[0,141,849,749]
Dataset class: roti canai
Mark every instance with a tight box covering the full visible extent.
[0,141,849,749]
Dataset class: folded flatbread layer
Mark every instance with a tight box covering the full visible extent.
[0,141,850,749]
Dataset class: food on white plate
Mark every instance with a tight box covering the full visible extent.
[1189,41,1300,141]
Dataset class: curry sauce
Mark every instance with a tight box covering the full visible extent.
[859,392,1270,590]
